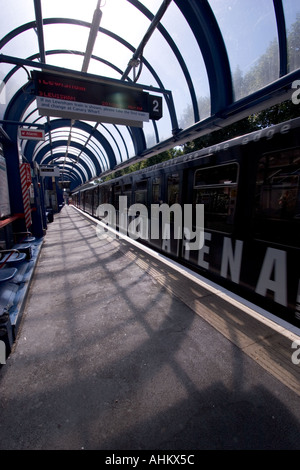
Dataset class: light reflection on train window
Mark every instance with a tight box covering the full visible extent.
[193,163,239,233]
[254,147,300,247]
[152,177,161,204]
[167,174,179,205]
[135,180,148,205]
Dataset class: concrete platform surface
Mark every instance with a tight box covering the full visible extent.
[0,205,299,450]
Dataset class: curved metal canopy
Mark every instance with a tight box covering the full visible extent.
[0,0,299,190]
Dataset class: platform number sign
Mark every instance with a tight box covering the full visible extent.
[148,95,163,120]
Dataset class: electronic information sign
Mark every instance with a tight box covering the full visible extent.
[33,71,162,127]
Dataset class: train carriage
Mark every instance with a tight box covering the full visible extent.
[73,117,300,327]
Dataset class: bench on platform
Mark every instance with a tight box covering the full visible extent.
[0,237,43,354]
[0,250,27,266]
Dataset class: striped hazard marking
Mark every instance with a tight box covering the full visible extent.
[20,163,32,228]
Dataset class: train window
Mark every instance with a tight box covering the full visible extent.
[85,190,93,213]
[113,185,122,208]
[254,148,300,246]
[194,163,238,187]
[152,177,161,204]
[92,186,99,213]
[167,174,179,205]
[99,186,110,204]
[193,163,238,233]
[134,180,147,205]
[123,184,132,208]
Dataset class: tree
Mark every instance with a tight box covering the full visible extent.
[182,15,300,153]
[103,16,300,179]
[287,13,300,72]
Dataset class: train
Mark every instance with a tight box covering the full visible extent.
[72,117,300,327]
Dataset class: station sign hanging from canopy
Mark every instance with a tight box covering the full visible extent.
[32,71,162,128]
[18,128,45,141]
[39,165,61,177]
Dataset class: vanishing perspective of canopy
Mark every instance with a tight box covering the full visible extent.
[0,0,299,190]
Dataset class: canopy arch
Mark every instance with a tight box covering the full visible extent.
[0,0,299,192]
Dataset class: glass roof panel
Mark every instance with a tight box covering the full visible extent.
[209,0,279,100]
[22,105,41,124]
[71,162,87,179]
[32,140,48,160]
[1,28,38,61]
[60,161,88,181]
[100,0,151,51]
[68,134,88,146]
[117,127,135,160]
[91,33,133,75]
[43,24,90,63]
[142,30,188,129]
[133,65,173,141]
[282,0,300,72]
[85,58,121,80]
[99,123,125,165]
[42,148,94,177]
[49,128,88,144]
[143,120,159,149]
[83,136,113,171]
[41,0,96,23]
[0,68,30,120]
[54,157,73,163]
[44,52,86,72]
[78,154,96,175]
[43,148,71,158]
[99,124,130,160]
[161,1,210,126]
[135,0,163,16]
[0,0,35,38]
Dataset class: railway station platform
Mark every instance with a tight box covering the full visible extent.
[0,204,300,451]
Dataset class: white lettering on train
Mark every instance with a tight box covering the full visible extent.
[220,237,243,284]
[207,122,291,154]
[95,198,290,309]
[197,232,211,270]
[291,80,300,105]
[255,247,287,307]
[128,203,148,240]
[182,233,289,308]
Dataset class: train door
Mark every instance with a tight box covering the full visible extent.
[85,189,93,214]
[181,162,239,276]
[82,190,86,211]
[130,179,149,240]
[92,186,99,216]
[99,185,110,205]
[113,184,122,227]
[123,183,132,208]
[160,172,182,256]
[148,175,163,249]
[250,146,300,321]
[120,183,132,235]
